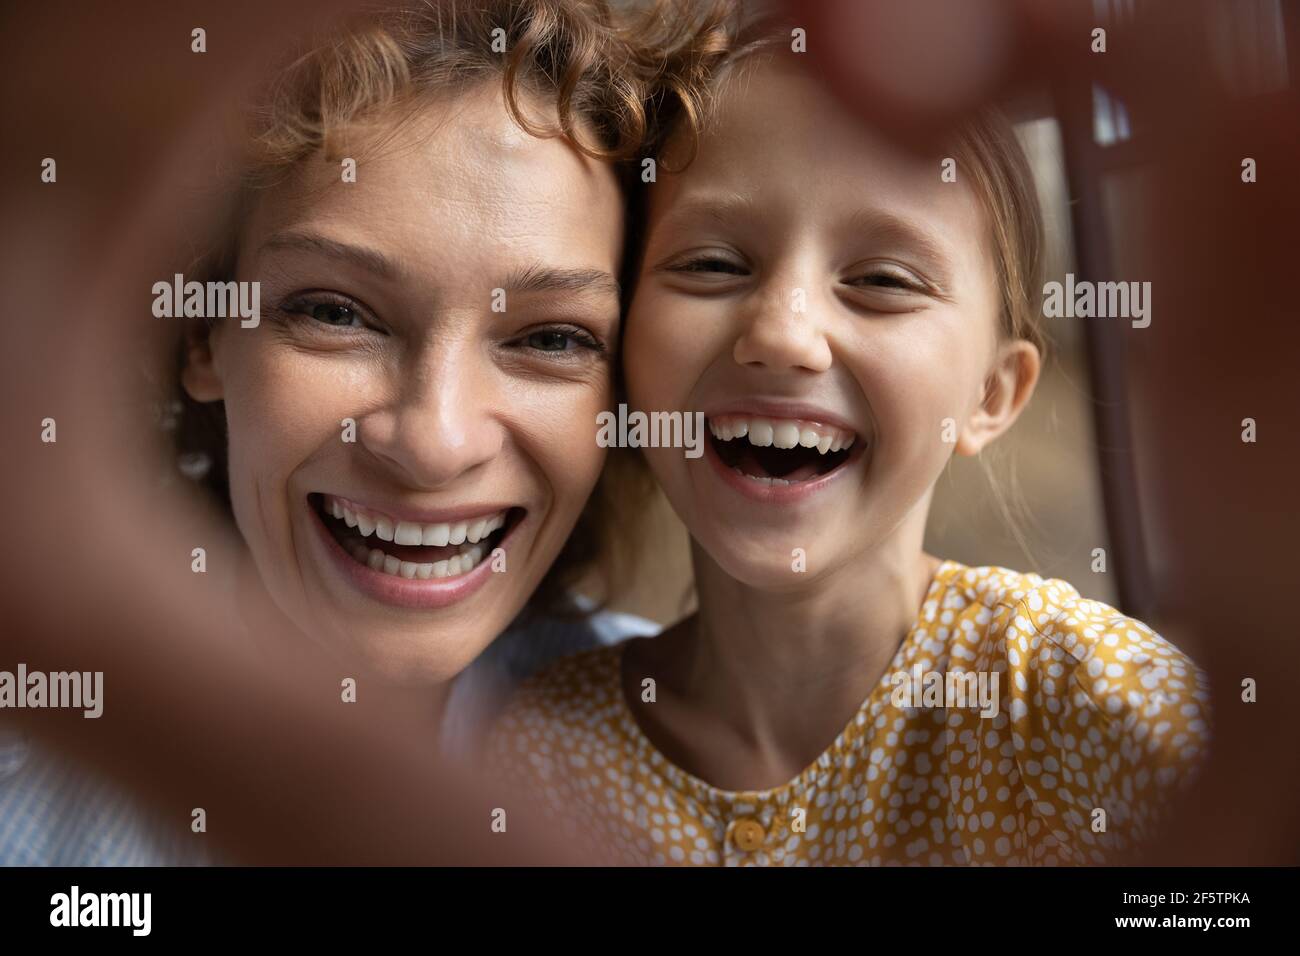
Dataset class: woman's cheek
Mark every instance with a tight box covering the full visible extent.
[230,352,332,468]
[526,388,609,506]
[221,345,347,546]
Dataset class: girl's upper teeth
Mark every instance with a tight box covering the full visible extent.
[323,496,507,545]
[707,415,856,454]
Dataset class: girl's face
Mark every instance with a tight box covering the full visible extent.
[183,84,623,684]
[625,62,1033,590]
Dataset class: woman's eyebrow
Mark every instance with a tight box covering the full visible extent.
[503,263,620,300]
[255,236,618,303]
[259,231,402,280]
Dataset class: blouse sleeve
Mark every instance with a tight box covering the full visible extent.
[998,582,1212,863]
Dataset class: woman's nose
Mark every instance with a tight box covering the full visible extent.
[358,342,504,489]
[732,276,834,373]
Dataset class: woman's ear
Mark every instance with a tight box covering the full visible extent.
[955,339,1041,456]
[180,318,224,402]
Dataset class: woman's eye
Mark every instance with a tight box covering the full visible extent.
[521,327,602,354]
[278,294,373,330]
[304,302,364,327]
[527,330,574,351]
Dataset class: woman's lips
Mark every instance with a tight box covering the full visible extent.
[308,496,523,610]
[321,493,511,546]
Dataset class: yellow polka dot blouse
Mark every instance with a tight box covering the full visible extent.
[488,561,1211,866]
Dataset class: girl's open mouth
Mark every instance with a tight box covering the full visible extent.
[706,413,861,486]
[310,493,522,580]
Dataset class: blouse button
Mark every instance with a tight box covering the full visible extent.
[729,817,767,853]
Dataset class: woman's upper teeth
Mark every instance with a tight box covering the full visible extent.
[707,414,856,454]
[322,495,506,545]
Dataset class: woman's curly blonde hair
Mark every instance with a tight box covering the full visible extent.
[174,0,720,618]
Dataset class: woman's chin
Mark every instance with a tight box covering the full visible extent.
[333,623,489,687]
[277,586,505,687]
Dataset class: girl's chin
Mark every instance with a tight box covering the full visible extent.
[696,533,839,592]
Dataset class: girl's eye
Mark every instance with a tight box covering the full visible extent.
[669,255,749,276]
[521,326,603,354]
[847,270,924,292]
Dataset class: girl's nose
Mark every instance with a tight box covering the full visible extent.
[732,280,834,373]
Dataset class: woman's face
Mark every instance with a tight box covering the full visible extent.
[625,62,1024,591]
[184,83,623,684]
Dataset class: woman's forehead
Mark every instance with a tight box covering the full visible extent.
[240,86,624,273]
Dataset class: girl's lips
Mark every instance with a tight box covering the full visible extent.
[701,402,860,436]
[701,427,866,503]
[308,499,522,610]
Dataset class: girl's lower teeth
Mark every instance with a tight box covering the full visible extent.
[733,467,794,487]
[347,541,487,579]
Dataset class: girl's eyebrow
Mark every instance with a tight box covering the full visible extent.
[655,192,757,231]
[657,196,956,283]
[844,209,955,286]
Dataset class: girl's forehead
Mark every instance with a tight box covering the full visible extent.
[692,62,950,194]
[654,62,988,257]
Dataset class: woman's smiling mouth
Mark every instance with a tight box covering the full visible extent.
[317,493,513,578]
[703,411,867,501]
[308,492,525,608]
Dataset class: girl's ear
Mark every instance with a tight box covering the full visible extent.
[955,339,1040,456]
[180,319,224,402]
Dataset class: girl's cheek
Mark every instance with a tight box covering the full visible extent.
[633,296,725,405]
[624,309,665,407]
[849,354,955,473]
